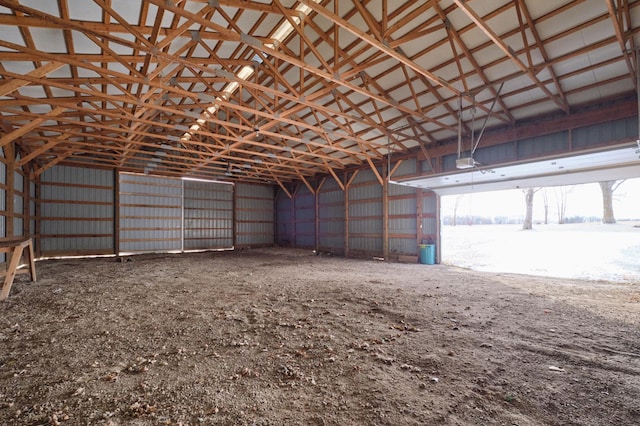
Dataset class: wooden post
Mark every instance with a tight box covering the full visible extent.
[382,161,389,260]
[232,182,237,249]
[435,191,441,264]
[344,172,350,258]
[316,178,326,253]
[416,188,424,247]
[23,166,30,238]
[113,168,120,255]
[5,142,15,240]
[34,174,41,257]
[291,184,297,247]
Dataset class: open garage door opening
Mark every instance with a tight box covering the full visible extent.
[439,178,640,282]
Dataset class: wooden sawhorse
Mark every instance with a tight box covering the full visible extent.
[0,238,37,301]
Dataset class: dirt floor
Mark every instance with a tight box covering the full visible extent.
[1,247,639,425]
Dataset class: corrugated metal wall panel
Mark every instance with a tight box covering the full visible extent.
[294,185,315,248]
[389,238,418,255]
[40,165,114,255]
[235,183,274,247]
[517,131,569,158]
[420,159,433,173]
[572,117,637,149]
[421,191,439,263]
[348,169,383,257]
[275,190,293,246]
[318,178,344,254]
[389,182,416,197]
[391,158,417,178]
[474,142,517,165]
[183,180,233,250]
[119,172,181,253]
[389,158,420,257]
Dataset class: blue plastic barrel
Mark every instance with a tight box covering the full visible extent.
[425,244,435,264]
[419,244,435,265]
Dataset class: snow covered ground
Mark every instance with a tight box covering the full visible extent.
[441,222,640,283]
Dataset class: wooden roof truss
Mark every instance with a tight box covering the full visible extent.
[0,0,638,182]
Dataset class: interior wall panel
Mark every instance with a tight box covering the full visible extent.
[275,189,293,246]
[294,185,315,248]
[119,172,182,253]
[421,191,439,262]
[40,165,114,256]
[348,169,383,257]
[235,183,274,247]
[572,116,637,149]
[389,158,419,257]
[318,178,345,255]
[183,180,233,250]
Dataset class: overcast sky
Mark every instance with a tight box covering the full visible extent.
[441,177,640,221]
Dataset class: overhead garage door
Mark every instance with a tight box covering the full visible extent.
[119,172,183,253]
[183,179,233,250]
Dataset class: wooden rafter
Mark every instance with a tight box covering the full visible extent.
[0,1,636,183]
[452,0,569,113]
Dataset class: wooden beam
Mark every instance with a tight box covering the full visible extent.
[606,0,636,89]
[344,171,350,257]
[382,161,389,260]
[0,61,64,97]
[4,142,15,240]
[299,0,461,97]
[31,150,70,177]
[366,157,384,186]
[275,179,292,199]
[327,166,345,191]
[0,106,66,148]
[16,133,70,167]
[298,174,316,195]
[451,0,569,113]
[113,168,120,256]
[389,159,404,178]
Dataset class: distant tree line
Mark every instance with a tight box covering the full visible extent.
[444,180,634,228]
[442,215,604,226]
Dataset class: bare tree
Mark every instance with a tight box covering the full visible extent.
[554,186,576,224]
[522,188,539,230]
[599,180,625,224]
[452,194,465,226]
[542,188,549,225]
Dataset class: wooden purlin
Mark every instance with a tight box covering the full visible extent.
[16,132,71,167]
[0,41,198,104]
[0,106,67,148]
[606,0,636,89]
[151,0,453,127]
[451,0,569,113]
[433,3,513,125]
[0,0,637,186]
[298,0,461,96]
[0,61,64,97]
[515,0,569,110]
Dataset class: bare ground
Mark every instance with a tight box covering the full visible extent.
[1,247,639,425]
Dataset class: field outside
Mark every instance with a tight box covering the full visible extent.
[441,222,640,283]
